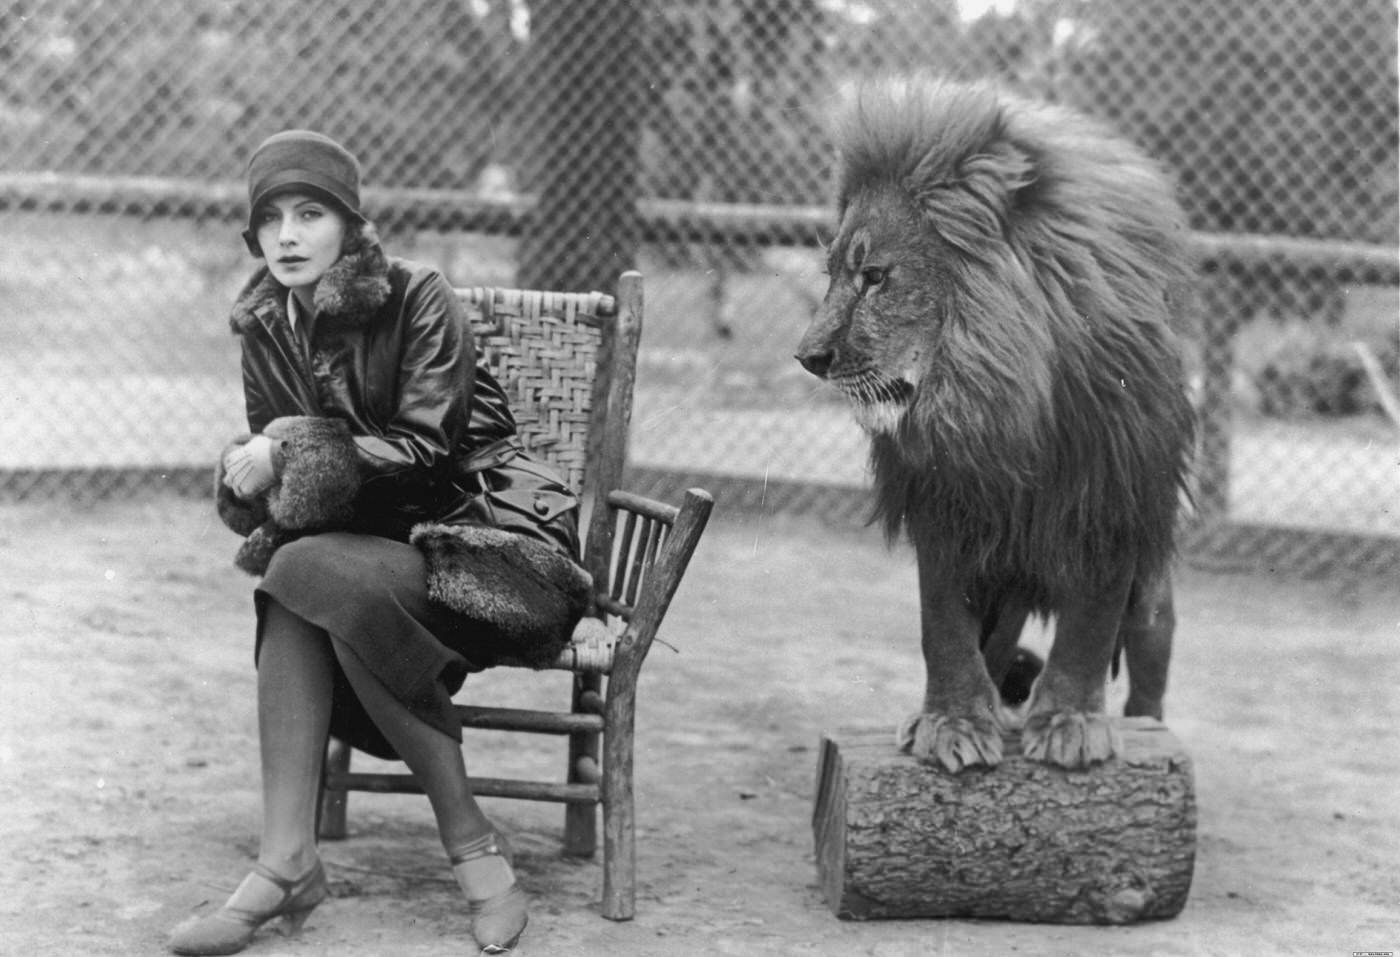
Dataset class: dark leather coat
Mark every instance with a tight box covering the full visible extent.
[228,226,580,555]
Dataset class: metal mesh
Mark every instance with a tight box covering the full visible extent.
[1,0,1396,576]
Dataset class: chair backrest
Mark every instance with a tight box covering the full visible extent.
[594,489,677,625]
[455,271,644,609]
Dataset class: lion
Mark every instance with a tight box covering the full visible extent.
[796,77,1195,772]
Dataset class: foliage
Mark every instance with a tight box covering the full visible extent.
[1063,0,1400,244]
[638,0,833,205]
[1235,307,1400,420]
[3,0,1395,248]
[1,0,512,187]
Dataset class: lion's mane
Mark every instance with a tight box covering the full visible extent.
[836,79,1196,610]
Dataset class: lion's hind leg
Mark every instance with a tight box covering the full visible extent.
[1120,570,1175,721]
[979,596,1040,707]
[898,557,1007,773]
[1021,569,1134,769]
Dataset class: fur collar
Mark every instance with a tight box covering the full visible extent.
[229,222,392,335]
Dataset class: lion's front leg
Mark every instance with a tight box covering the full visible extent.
[1022,569,1134,769]
[897,555,1004,773]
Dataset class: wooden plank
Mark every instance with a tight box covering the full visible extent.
[813,719,1196,924]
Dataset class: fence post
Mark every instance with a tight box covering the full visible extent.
[1194,273,1244,522]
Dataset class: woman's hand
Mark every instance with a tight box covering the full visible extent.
[222,434,278,500]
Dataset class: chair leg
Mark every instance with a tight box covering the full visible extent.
[600,685,636,921]
[600,778,635,920]
[563,672,602,858]
[318,736,351,841]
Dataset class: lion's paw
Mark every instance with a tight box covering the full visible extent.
[1021,709,1119,769]
[896,711,1003,772]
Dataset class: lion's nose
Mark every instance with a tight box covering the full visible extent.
[795,349,833,378]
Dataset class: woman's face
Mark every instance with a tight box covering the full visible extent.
[253,191,349,300]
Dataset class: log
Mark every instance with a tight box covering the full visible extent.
[813,718,1196,924]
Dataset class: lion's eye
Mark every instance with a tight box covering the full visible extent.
[858,266,888,293]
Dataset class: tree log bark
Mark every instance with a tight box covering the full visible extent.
[813,718,1195,924]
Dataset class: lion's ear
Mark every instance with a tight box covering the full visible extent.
[958,139,1038,212]
[911,138,1038,247]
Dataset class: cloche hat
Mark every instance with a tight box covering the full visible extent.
[242,130,364,255]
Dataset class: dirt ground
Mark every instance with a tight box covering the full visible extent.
[1,496,1397,956]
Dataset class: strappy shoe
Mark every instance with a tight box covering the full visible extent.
[450,833,528,954]
[168,859,328,956]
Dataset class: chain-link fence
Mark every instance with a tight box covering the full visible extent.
[2,0,1397,575]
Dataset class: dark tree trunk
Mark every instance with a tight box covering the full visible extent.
[517,0,644,294]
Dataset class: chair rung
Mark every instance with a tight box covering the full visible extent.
[471,775,600,805]
[455,705,605,735]
[326,771,599,805]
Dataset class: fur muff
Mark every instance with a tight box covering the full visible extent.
[215,416,361,575]
[410,522,593,669]
[262,416,360,530]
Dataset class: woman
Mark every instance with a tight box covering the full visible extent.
[170,130,589,955]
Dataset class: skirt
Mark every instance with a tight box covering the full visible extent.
[254,531,518,759]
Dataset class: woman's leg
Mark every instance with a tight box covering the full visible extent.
[254,598,335,877]
[333,651,503,868]
[331,651,525,948]
[258,579,521,948]
[257,594,498,865]
[180,597,333,927]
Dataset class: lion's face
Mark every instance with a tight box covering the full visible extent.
[795,186,951,435]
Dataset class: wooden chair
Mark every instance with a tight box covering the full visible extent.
[316,270,713,921]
